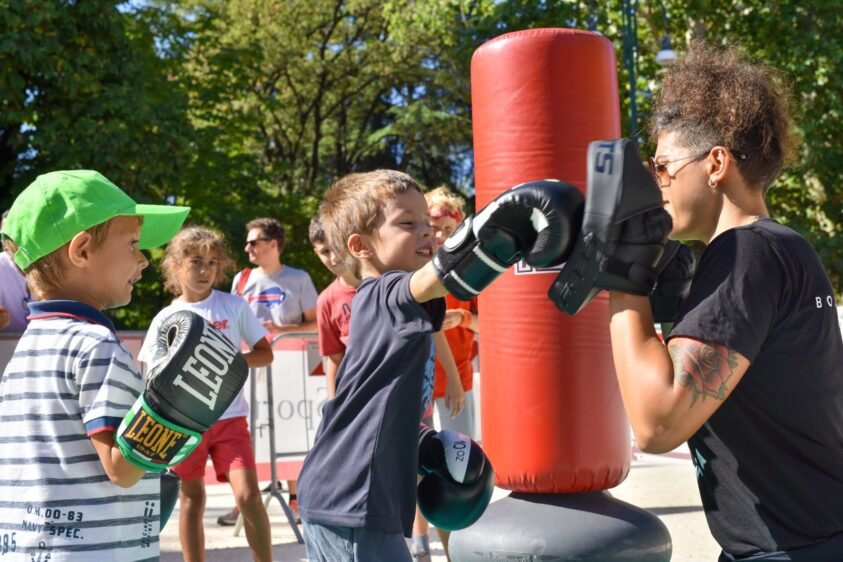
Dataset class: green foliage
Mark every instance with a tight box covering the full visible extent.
[169,0,482,290]
[0,1,187,200]
[0,0,195,327]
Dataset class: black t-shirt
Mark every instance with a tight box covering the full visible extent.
[297,271,445,537]
[668,219,843,558]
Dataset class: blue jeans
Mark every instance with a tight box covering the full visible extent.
[302,519,412,562]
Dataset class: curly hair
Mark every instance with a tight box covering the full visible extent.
[649,42,796,192]
[161,226,235,296]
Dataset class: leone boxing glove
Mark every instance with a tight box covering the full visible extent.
[433,180,583,300]
[117,310,249,471]
[417,425,495,531]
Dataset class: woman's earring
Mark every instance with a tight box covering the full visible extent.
[708,178,717,189]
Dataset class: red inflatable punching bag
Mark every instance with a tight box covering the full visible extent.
[473,29,630,493]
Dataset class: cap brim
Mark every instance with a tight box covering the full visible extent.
[131,204,191,249]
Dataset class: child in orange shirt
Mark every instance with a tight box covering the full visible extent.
[411,187,480,561]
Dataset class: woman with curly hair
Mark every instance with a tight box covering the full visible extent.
[609,43,843,560]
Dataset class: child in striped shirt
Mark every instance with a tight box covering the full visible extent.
[0,170,188,561]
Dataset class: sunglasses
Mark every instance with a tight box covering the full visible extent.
[245,237,272,248]
[649,149,747,188]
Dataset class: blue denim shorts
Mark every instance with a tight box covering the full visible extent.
[302,519,412,562]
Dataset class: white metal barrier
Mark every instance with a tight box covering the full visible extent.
[246,333,326,463]
[240,332,324,542]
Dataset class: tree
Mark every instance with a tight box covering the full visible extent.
[0,1,193,203]
[3,0,839,329]
[168,0,478,288]
[0,0,204,327]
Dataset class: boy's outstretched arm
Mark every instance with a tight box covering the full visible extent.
[410,262,448,303]
[412,180,583,304]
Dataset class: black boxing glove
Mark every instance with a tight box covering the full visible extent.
[433,180,583,300]
[651,241,696,323]
[117,310,249,471]
[160,470,181,529]
[417,425,495,531]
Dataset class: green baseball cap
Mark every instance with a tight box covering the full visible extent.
[1,170,191,270]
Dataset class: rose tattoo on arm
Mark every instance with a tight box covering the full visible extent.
[669,340,739,407]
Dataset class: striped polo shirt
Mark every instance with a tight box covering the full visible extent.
[0,301,160,561]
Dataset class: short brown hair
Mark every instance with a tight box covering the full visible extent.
[308,214,326,245]
[649,42,796,192]
[161,226,235,295]
[4,218,124,300]
[245,217,285,253]
[320,170,422,274]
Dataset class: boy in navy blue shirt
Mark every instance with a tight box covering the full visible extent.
[297,170,580,561]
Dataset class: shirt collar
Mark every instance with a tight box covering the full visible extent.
[28,300,117,333]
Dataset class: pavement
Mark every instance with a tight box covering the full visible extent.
[160,450,722,561]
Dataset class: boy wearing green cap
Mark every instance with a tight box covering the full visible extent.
[0,170,189,561]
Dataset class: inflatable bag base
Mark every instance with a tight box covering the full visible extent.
[450,491,672,562]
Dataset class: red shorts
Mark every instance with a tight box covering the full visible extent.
[172,416,257,483]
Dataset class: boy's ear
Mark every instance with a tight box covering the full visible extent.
[347,233,371,260]
[67,231,94,267]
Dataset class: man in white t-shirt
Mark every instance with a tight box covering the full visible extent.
[232,217,318,334]
[223,217,319,525]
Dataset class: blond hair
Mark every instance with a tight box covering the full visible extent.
[4,218,124,300]
[161,226,235,295]
[320,170,422,275]
[425,186,466,220]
